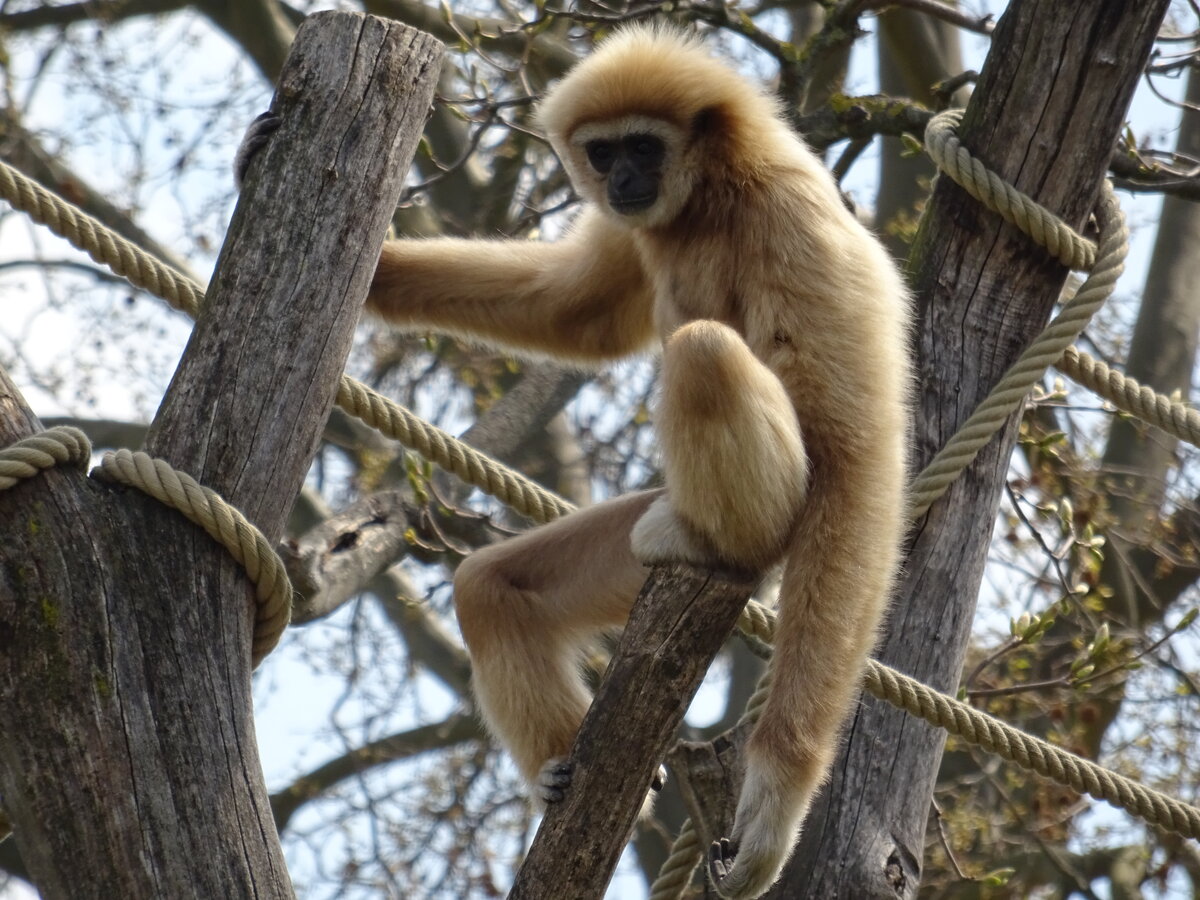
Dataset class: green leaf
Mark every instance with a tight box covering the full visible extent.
[981,867,1015,886]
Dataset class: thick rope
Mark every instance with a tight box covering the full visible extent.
[732,601,1200,840]
[0,427,288,666]
[1057,346,1200,447]
[0,426,91,489]
[863,659,1200,838]
[93,449,291,666]
[0,162,202,319]
[335,378,574,523]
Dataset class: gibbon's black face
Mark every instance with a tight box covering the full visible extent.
[584,133,666,215]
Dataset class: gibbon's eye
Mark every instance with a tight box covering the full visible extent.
[585,140,617,173]
[625,134,665,169]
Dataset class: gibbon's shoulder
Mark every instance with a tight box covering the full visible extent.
[538,26,787,157]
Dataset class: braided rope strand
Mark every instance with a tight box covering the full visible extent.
[863,659,1200,839]
[1058,345,1200,447]
[335,378,574,524]
[0,163,203,319]
[0,426,91,490]
[924,110,1097,270]
[647,817,702,900]
[94,450,292,665]
[737,598,1200,839]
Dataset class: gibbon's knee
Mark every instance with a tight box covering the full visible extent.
[452,549,524,657]
[655,320,808,570]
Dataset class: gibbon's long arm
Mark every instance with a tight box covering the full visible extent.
[367,208,657,363]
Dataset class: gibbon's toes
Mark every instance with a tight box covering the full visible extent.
[234,111,283,188]
[537,758,573,805]
[709,838,738,884]
[651,764,668,793]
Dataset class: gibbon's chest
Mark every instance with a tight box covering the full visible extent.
[640,237,746,339]
[636,229,868,439]
[637,233,809,362]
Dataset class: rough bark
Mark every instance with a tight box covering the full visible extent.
[779,1,1171,896]
[0,12,440,898]
[509,567,756,900]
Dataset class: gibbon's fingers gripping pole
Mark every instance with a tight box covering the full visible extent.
[0,14,441,900]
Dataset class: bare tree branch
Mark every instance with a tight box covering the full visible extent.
[271,713,484,831]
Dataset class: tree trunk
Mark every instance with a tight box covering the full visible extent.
[0,12,440,898]
[780,1,1170,896]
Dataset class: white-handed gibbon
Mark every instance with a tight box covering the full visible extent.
[367,26,911,900]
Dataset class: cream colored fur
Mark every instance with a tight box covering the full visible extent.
[367,26,910,900]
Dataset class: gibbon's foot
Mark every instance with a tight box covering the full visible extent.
[631,497,759,585]
[542,763,667,801]
[631,495,716,569]
[709,837,739,886]
[234,111,282,188]
[538,758,573,805]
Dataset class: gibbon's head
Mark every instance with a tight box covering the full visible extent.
[539,26,789,229]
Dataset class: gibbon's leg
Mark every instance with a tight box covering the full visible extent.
[454,490,658,794]
[632,320,808,573]
[706,439,905,898]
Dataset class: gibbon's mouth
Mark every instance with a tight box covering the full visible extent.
[610,196,657,215]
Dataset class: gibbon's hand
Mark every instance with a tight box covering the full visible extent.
[234,111,282,188]
[709,838,738,886]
